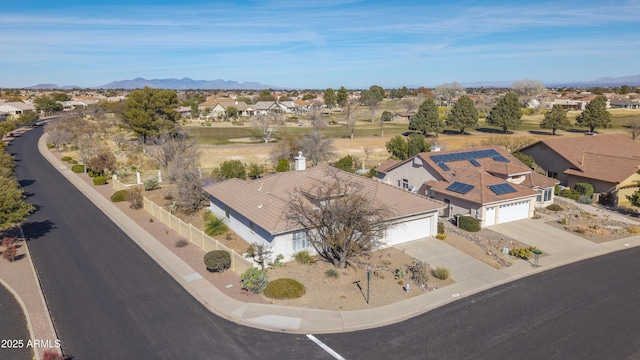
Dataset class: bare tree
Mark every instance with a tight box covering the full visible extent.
[44,121,71,150]
[286,169,393,268]
[147,131,200,183]
[434,82,464,105]
[77,135,98,173]
[363,146,374,167]
[270,135,301,164]
[343,100,358,139]
[252,113,284,143]
[298,132,336,166]
[307,104,327,134]
[510,79,546,107]
[627,119,640,140]
[397,98,420,114]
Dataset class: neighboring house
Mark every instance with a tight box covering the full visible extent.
[609,99,640,109]
[375,146,558,227]
[203,154,446,261]
[252,101,279,115]
[0,111,7,121]
[0,102,36,117]
[519,134,640,206]
[61,99,98,111]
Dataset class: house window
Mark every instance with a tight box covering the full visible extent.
[536,192,542,203]
[224,205,230,219]
[544,188,552,202]
[402,178,409,190]
[292,231,310,251]
[548,171,558,179]
[397,179,401,187]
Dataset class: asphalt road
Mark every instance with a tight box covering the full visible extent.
[8,126,640,359]
[0,283,33,360]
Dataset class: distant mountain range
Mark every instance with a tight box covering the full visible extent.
[22,74,640,90]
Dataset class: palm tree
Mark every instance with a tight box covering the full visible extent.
[203,212,228,236]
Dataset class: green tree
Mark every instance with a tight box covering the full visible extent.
[225,106,239,118]
[446,95,478,134]
[336,86,349,107]
[486,92,523,133]
[385,135,408,160]
[257,90,276,102]
[576,95,612,132]
[360,85,385,123]
[334,155,356,173]
[323,88,337,111]
[381,110,393,122]
[16,111,40,126]
[203,212,228,236]
[275,158,289,172]
[50,92,72,102]
[121,87,181,142]
[512,151,536,169]
[33,95,63,113]
[247,163,265,179]
[540,104,571,135]
[0,176,35,230]
[215,160,246,180]
[409,98,443,137]
[407,133,429,157]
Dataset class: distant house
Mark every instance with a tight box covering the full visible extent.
[375,146,558,227]
[0,102,36,117]
[203,154,446,261]
[609,99,640,109]
[519,134,640,206]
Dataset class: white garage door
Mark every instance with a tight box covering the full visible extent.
[498,201,530,224]
[485,207,496,226]
[386,216,433,246]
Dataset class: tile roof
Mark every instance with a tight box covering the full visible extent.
[203,166,445,235]
[563,153,640,184]
[375,159,401,174]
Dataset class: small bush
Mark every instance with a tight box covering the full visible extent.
[577,194,592,204]
[144,176,159,191]
[324,268,339,278]
[263,278,306,299]
[61,156,73,162]
[509,247,532,259]
[127,187,143,209]
[47,143,55,149]
[240,267,269,294]
[175,239,189,248]
[268,254,285,268]
[433,266,450,280]
[204,250,231,272]
[294,250,314,265]
[110,190,127,202]
[458,216,480,232]
[407,260,429,287]
[70,159,78,164]
[626,226,640,234]
[71,164,84,173]
[546,203,563,211]
[394,267,406,279]
[437,221,445,234]
[93,176,107,185]
[558,188,580,200]
[574,183,594,197]
[560,218,568,225]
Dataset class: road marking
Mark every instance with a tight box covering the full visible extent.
[306,334,345,360]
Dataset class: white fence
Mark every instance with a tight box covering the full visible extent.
[111,176,252,274]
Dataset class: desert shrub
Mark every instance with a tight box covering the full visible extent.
[240,267,269,294]
[407,260,429,287]
[126,186,143,209]
[394,267,406,279]
[546,203,563,211]
[294,250,314,265]
[626,226,640,234]
[275,158,289,172]
[204,250,231,272]
[47,143,55,149]
[577,194,593,204]
[244,243,272,269]
[2,237,18,262]
[92,176,107,185]
[263,278,306,299]
[175,239,189,248]
[509,247,532,259]
[70,159,78,164]
[110,190,127,202]
[560,218,568,225]
[574,183,594,197]
[558,188,580,200]
[458,216,480,232]
[61,156,72,162]
[437,221,445,234]
[268,254,285,268]
[144,176,159,191]
[203,211,228,236]
[574,227,586,234]
[433,266,450,280]
[521,108,535,115]
[324,268,339,278]
[71,164,84,173]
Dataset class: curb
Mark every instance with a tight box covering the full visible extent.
[0,276,37,360]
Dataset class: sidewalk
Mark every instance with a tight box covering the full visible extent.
[37,133,640,334]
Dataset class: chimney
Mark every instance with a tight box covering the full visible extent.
[294,151,306,171]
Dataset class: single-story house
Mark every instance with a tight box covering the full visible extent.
[609,99,640,109]
[375,145,559,227]
[203,154,446,261]
[0,102,36,117]
[518,133,640,206]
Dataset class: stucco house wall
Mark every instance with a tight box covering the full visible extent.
[519,143,573,185]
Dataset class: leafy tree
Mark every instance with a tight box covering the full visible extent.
[409,98,443,137]
[225,106,238,118]
[446,95,478,134]
[301,93,317,101]
[16,111,40,126]
[334,155,356,173]
[257,90,276,102]
[121,87,181,142]
[360,85,385,123]
[86,149,117,176]
[286,169,392,268]
[576,95,612,132]
[323,88,336,110]
[512,151,536,169]
[540,104,571,135]
[216,160,246,180]
[34,95,63,113]
[275,158,289,172]
[381,110,393,122]
[385,135,408,160]
[626,181,640,207]
[336,86,349,107]
[247,163,265,179]
[236,96,253,105]
[50,92,72,102]
[486,92,523,133]
[0,176,35,230]
[407,133,430,157]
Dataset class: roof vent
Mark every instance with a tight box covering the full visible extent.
[258,204,263,209]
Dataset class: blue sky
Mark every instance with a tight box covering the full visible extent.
[1,0,639,89]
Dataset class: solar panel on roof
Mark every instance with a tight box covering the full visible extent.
[446,181,474,194]
[493,155,510,163]
[437,162,451,171]
[469,158,481,167]
[488,183,517,195]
